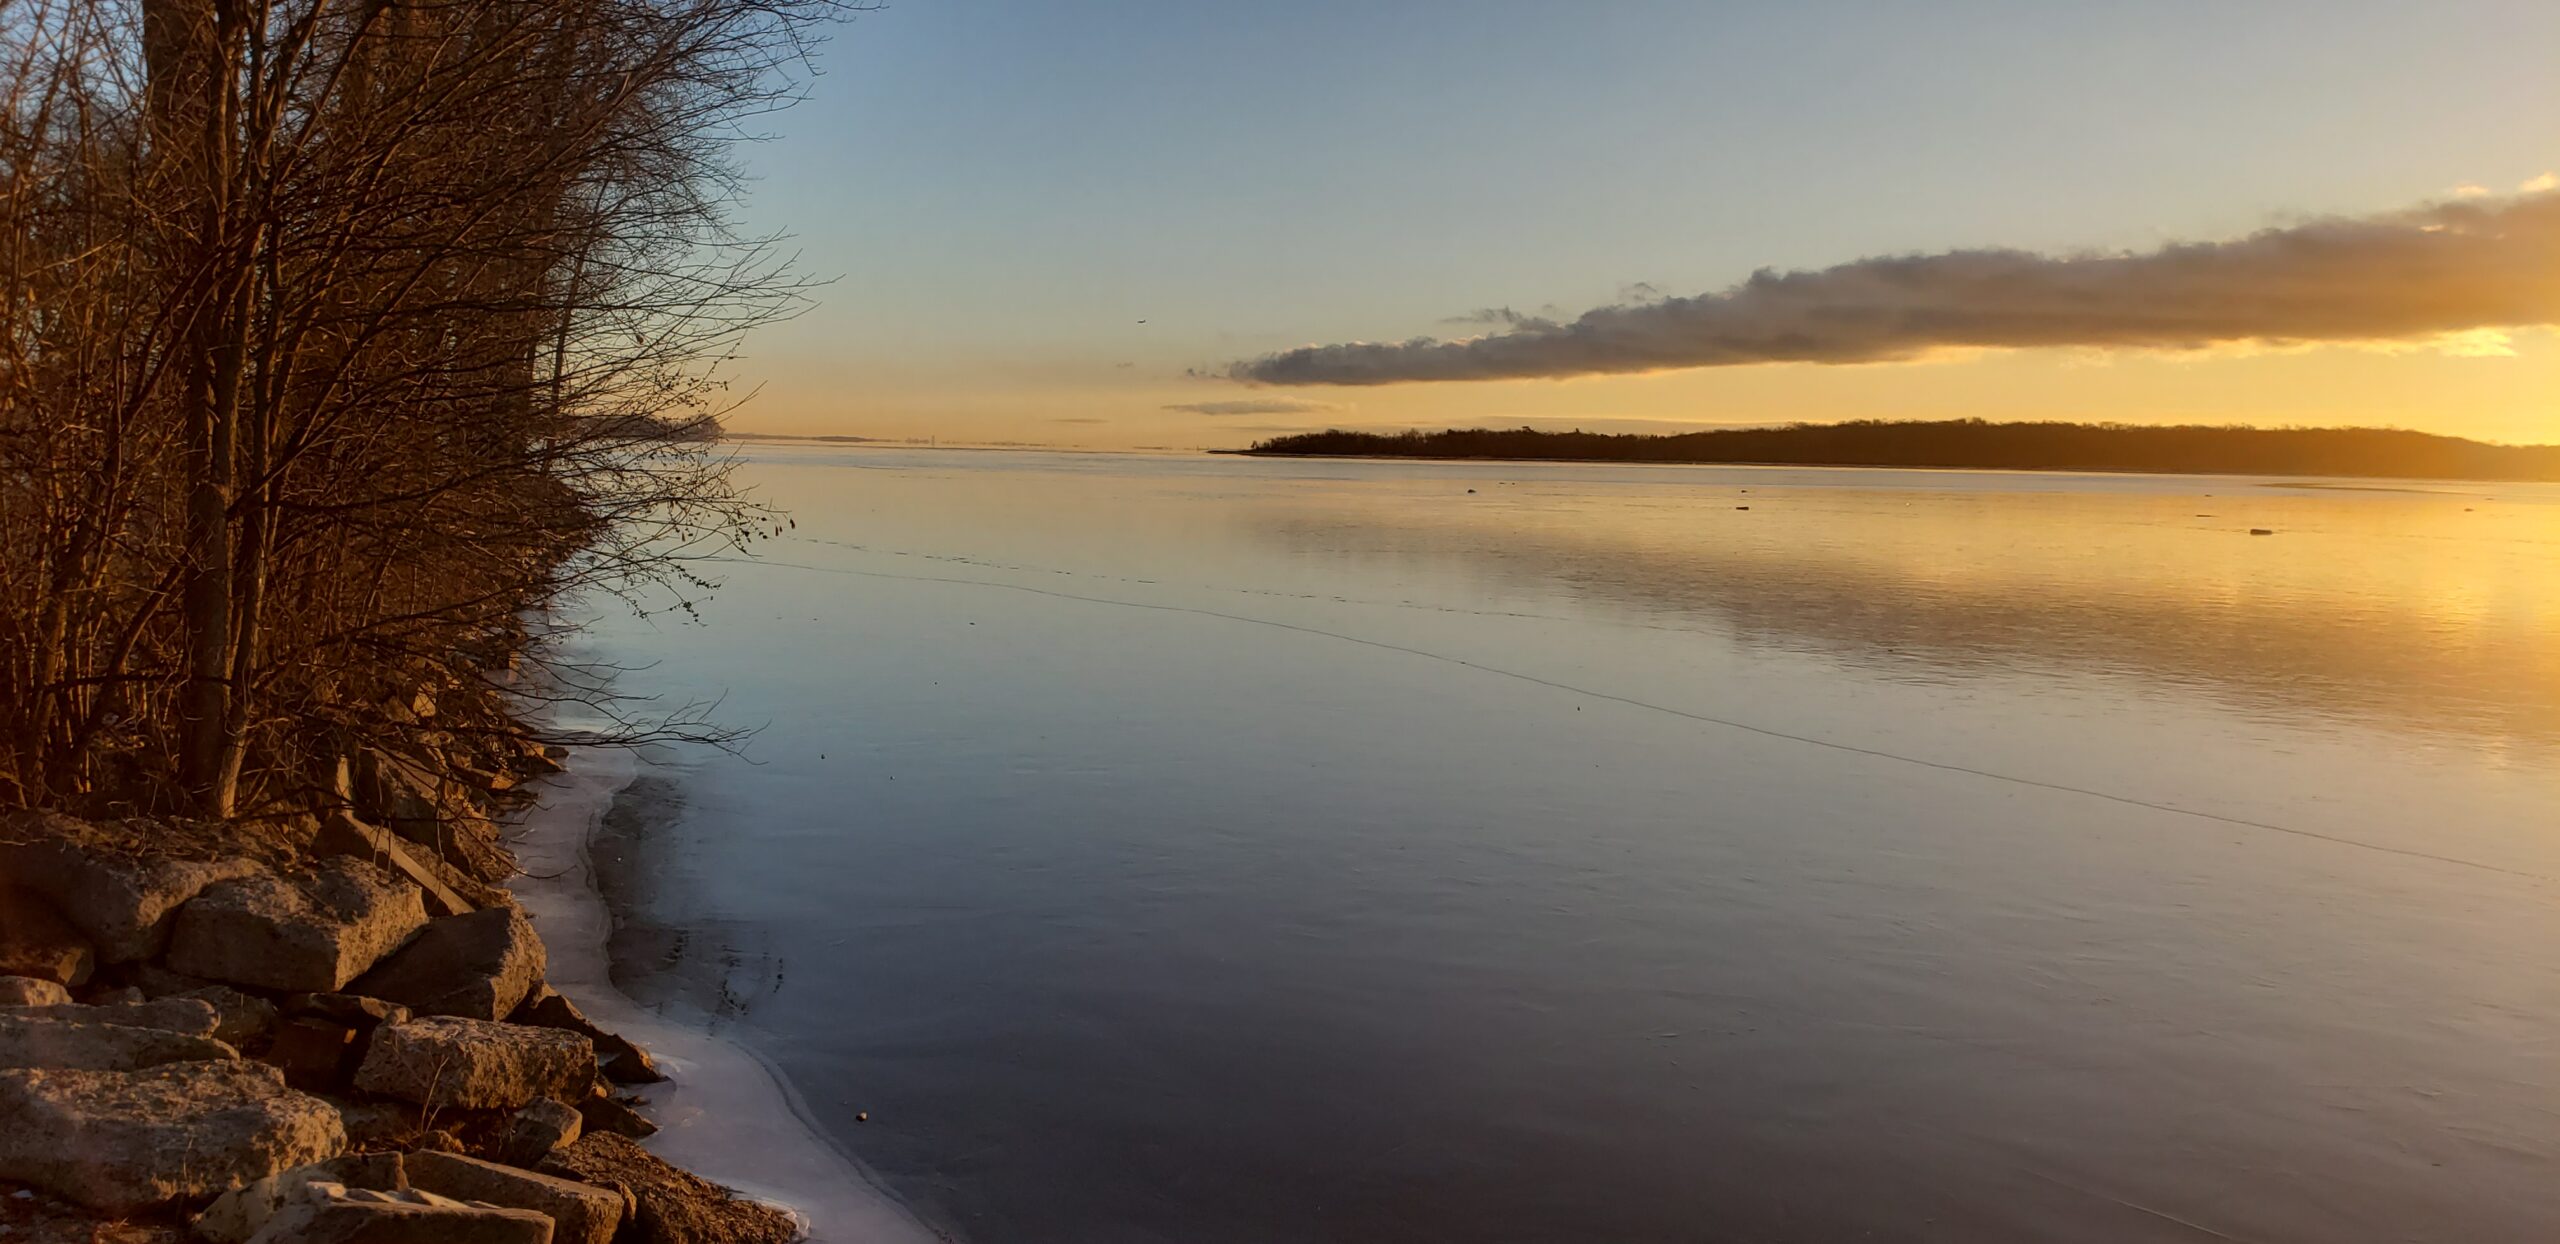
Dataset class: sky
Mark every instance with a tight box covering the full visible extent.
[723,0,2560,449]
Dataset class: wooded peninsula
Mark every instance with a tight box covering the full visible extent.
[1241,420,2560,482]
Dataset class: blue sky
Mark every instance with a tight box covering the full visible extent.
[728,1,2560,445]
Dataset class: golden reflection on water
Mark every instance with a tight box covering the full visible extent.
[627,451,2560,1242]
[1240,473,2560,751]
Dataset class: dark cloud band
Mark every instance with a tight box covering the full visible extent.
[1165,398,1346,415]
[1228,191,2560,386]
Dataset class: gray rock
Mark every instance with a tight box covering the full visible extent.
[0,975,71,1006]
[352,1016,594,1110]
[0,1013,238,1070]
[495,1097,584,1166]
[512,987,663,1085]
[0,996,220,1038]
[0,887,94,986]
[0,1061,345,1213]
[0,817,260,962]
[242,1180,554,1244]
[194,1153,409,1244]
[348,907,543,1021]
[406,1151,624,1244]
[166,859,428,992]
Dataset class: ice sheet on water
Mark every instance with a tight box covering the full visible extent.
[510,748,943,1244]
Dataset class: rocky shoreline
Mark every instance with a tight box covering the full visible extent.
[0,731,807,1243]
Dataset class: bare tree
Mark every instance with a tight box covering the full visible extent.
[0,0,850,822]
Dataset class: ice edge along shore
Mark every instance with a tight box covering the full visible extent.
[510,747,947,1244]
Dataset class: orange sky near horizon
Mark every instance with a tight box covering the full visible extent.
[718,4,2560,454]
[727,329,2560,451]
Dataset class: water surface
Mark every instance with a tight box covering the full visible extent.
[585,447,2560,1242]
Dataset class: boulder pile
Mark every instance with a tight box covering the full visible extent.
[0,755,802,1244]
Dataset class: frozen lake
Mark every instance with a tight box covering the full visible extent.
[579,446,2560,1242]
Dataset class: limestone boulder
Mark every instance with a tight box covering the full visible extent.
[285,991,411,1031]
[265,994,411,1093]
[432,813,520,887]
[576,1094,657,1140]
[352,748,445,832]
[410,1128,467,1155]
[0,1061,345,1213]
[0,1193,189,1244]
[0,817,260,962]
[512,987,663,1084]
[0,1013,237,1071]
[311,813,475,918]
[541,1133,799,1244]
[353,1016,594,1110]
[194,1153,409,1244]
[454,762,518,795]
[406,1151,625,1244]
[263,1017,365,1092]
[354,752,518,884]
[242,1181,554,1244]
[514,741,569,777]
[0,888,94,986]
[166,859,427,992]
[349,907,543,1021]
[123,961,217,997]
[0,996,220,1038]
[179,985,281,1049]
[494,1097,583,1167]
[322,1096,417,1149]
[0,975,71,1006]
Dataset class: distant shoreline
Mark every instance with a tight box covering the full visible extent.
[1221,449,2522,487]
[1234,421,2560,484]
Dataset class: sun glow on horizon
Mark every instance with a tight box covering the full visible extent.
[734,321,2560,451]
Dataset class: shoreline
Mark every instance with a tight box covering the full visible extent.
[510,746,945,1244]
[1224,448,2546,486]
[1233,421,2560,484]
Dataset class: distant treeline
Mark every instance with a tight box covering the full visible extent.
[1242,420,2560,481]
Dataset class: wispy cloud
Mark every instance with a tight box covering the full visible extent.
[1227,189,2560,386]
[1440,307,1554,329]
[1164,398,1349,416]
[2524,172,2560,194]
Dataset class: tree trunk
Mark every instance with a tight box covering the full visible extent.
[149,0,242,817]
